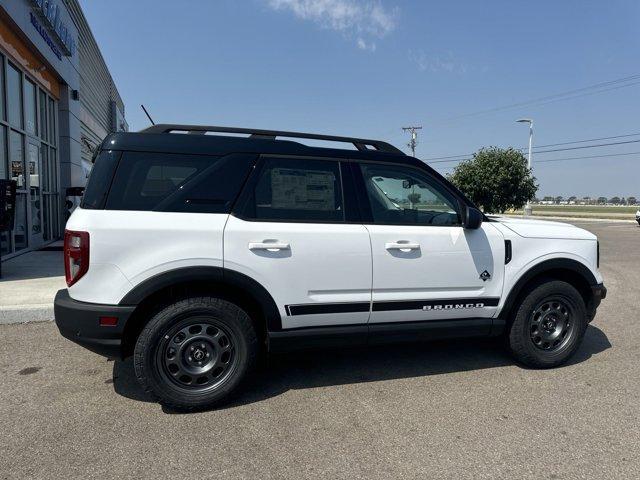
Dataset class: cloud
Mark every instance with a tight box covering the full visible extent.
[408,49,468,74]
[266,0,398,50]
[357,37,376,51]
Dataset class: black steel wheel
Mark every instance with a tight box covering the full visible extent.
[157,318,238,393]
[508,279,587,368]
[134,297,258,411]
[528,297,575,352]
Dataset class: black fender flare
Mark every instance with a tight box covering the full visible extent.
[499,258,597,320]
[119,266,282,331]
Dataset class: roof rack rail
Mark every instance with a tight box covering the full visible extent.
[139,124,405,155]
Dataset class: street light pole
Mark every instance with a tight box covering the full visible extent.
[517,118,533,216]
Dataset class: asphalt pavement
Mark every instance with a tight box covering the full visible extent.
[1,221,638,479]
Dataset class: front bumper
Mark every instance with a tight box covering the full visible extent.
[588,283,607,322]
[54,289,135,358]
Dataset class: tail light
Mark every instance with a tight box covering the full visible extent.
[64,230,90,287]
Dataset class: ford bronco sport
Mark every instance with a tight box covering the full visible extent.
[55,124,606,410]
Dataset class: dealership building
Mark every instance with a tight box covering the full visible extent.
[1,0,126,259]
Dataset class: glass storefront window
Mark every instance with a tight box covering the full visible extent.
[49,146,57,191]
[0,54,5,121]
[39,89,47,140]
[0,125,6,180]
[13,193,28,251]
[9,130,24,188]
[7,63,23,128]
[24,79,37,135]
[28,142,42,237]
[48,97,55,145]
[0,59,59,256]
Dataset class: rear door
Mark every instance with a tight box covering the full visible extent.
[354,161,505,324]
[224,156,372,329]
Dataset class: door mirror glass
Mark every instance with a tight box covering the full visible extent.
[463,206,483,229]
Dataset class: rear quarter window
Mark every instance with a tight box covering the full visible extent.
[81,150,121,209]
[94,151,255,213]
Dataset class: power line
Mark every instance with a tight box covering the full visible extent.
[536,151,640,164]
[527,138,640,155]
[426,138,640,164]
[423,131,640,161]
[433,151,640,170]
[434,73,640,124]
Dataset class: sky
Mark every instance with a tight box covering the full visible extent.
[79,0,640,198]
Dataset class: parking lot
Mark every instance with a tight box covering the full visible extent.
[1,221,638,479]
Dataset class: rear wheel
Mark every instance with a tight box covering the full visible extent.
[508,280,587,368]
[134,296,257,411]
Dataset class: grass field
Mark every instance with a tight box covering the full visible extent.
[505,204,638,220]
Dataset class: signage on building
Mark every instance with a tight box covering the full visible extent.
[29,0,77,58]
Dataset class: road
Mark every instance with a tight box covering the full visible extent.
[1,222,638,479]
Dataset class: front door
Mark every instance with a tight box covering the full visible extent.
[224,156,372,330]
[27,141,43,247]
[355,162,505,324]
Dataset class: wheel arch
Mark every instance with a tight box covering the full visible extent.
[119,267,281,357]
[499,258,597,322]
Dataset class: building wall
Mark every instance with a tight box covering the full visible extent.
[64,0,126,173]
[0,0,125,258]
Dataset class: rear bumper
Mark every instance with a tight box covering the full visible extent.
[54,289,135,358]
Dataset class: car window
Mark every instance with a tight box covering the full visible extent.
[359,163,460,226]
[243,157,344,222]
[105,152,256,213]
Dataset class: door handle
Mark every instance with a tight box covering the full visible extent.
[385,242,420,252]
[248,242,291,252]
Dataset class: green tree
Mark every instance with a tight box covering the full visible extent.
[597,196,608,205]
[407,192,421,207]
[610,196,621,205]
[448,147,537,213]
[628,196,637,205]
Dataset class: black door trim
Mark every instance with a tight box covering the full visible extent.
[372,297,500,312]
[285,297,500,316]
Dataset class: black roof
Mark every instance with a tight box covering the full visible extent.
[101,124,409,162]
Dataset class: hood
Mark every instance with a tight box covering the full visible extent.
[489,216,597,240]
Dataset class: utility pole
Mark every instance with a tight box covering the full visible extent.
[402,126,422,157]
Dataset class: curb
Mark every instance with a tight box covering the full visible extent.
[0,305,54,325]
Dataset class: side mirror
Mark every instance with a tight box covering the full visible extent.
[463,206,483,229]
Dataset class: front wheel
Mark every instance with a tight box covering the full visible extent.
[508,280,587,368]
[134,297,258,411]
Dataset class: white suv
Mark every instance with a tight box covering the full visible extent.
[55,125,606,410]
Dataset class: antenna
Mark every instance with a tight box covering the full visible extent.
[402,126,423,157]
[141,104,155,125]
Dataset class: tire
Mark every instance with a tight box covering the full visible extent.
[134,296,258,411]
[508,280,587,368]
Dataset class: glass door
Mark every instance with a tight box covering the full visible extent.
[27,140,43,247]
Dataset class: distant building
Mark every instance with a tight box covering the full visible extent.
[1,0,126,259]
